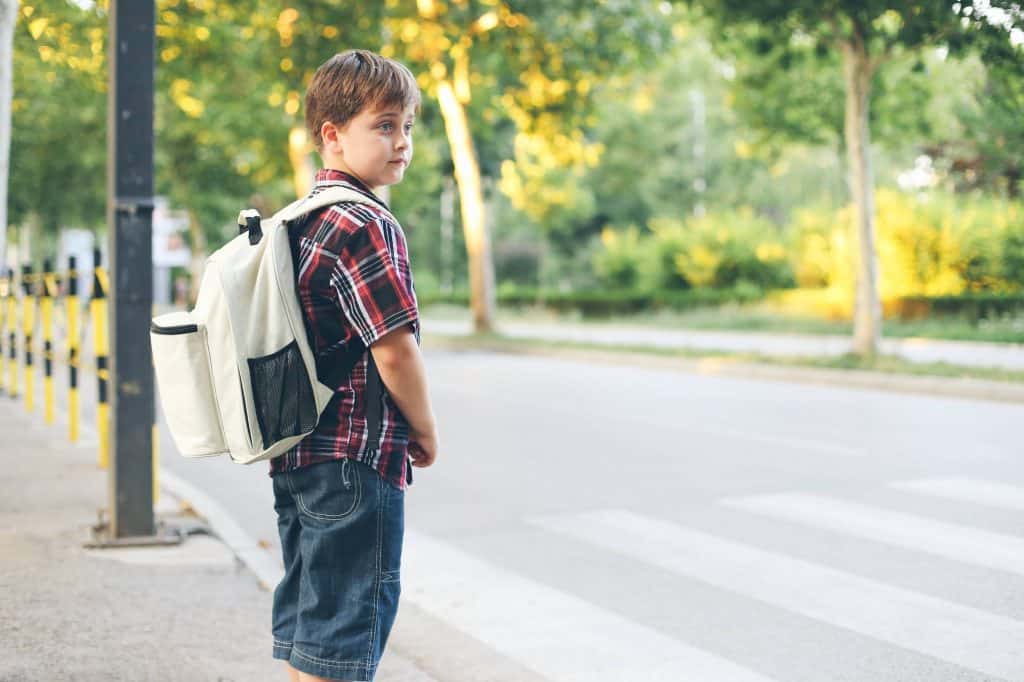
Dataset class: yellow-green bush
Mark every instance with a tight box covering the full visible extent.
[592,191,1024,315]
[592,226,650,290]
[790,191,1024,316]
[593,209,795,293]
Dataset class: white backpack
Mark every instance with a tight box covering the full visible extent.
[150,184,390,464]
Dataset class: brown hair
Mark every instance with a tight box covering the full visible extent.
[304,50,421,151]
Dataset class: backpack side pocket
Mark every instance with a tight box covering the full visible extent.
[247,340,318,448]
[151,311,228,457]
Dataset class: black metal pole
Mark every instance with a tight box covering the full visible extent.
[108,0,155,538]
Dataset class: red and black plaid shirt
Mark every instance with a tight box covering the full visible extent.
[268,169,419,489]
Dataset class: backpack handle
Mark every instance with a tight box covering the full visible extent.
[237,209,263,245]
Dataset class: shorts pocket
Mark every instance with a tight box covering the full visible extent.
[150,311,227,457]
[290,459,362,521]
[247,340,318,447]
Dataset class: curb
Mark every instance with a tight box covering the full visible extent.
[159,468,285,590]
[424,335,1024,405]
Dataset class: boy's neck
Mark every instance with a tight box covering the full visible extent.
[316,168,390,207]
[318,167,372,190]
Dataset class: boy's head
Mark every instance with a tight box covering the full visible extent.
[305,50,421,189]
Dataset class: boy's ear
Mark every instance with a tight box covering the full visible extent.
[320,121,343,152]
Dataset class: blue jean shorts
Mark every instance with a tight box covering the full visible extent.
[271,458,404,681]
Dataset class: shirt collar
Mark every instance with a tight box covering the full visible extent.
[315,169,373,193]
[313,169,389,211]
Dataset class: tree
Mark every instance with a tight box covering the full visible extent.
[686,0,1023,357]
[10,0,106,246]
[0,0,16,268]
[381,0,668,332]
[949,58,1024,196]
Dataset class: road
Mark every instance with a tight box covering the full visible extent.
[153,348,1024,682]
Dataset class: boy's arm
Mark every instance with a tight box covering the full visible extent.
[370,326,439,468]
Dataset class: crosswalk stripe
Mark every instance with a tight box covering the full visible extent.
[402,530,779,682]
[719,492,1024,577]
[529,509,1024,681]
[889,477,1024,512]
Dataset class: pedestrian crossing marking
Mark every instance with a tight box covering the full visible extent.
[720,492,1024,577]
[529,508,1024,681]
[402,530,779,682]
[890,476,1024,512]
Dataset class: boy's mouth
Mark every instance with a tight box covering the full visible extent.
[389,158,408,166]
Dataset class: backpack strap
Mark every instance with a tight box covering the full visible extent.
[275,184,398,226]
[364,354,385,454]
[278,182,396,458]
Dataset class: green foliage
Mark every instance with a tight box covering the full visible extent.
[952,58,1024,196]
[666,211,795,290]
[10,2,107,233]
[593,208,795,295]
[10,0,1024,327]
[591,226,647,290]
[591,190,1024,316]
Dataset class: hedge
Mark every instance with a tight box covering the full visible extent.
[422,288,1024,321]
[420,287,765,316]
[894,293,1024,322]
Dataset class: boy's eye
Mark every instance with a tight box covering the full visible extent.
[379,122,394,132]
[404,123,414,133]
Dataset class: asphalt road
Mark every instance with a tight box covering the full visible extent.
[153,349,1024,682]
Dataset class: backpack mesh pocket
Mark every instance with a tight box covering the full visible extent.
[247,341,317,447]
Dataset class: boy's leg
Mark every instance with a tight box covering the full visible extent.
[272,472,304,671]
[282,459,404,681]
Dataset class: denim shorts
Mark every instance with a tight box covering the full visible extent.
[271,458,404,682]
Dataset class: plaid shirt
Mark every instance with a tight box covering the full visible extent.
[268,169,419,489]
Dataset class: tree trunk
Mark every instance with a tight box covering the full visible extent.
[186,209,207,306]
[841,38,880,358]
[0,0,17,269]
[435,79,495,333]
[288,125,314,199]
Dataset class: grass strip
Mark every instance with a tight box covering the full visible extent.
[426,331,1024,385]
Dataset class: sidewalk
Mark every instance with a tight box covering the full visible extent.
[424,318,1024,371]
[0,402,434,682]
[0,400,280,681]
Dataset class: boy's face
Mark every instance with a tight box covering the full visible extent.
[322,102,416,189]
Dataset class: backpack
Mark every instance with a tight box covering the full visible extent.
[150,184,391,464]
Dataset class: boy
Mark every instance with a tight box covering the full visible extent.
[268,50,439,682]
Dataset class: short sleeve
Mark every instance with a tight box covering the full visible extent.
[330,215,419,347]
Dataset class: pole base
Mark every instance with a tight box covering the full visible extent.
[83,507,184,549]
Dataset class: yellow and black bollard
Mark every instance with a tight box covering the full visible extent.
[91,249,110,468]
[0,270,7,395]
[22,264,36,413]
[41,259,57,425]
[7,268,17,399]
[67,256,80,442]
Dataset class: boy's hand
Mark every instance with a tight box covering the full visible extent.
[409,428,439,468]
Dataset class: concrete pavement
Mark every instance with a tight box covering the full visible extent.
[0,399,279,681]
